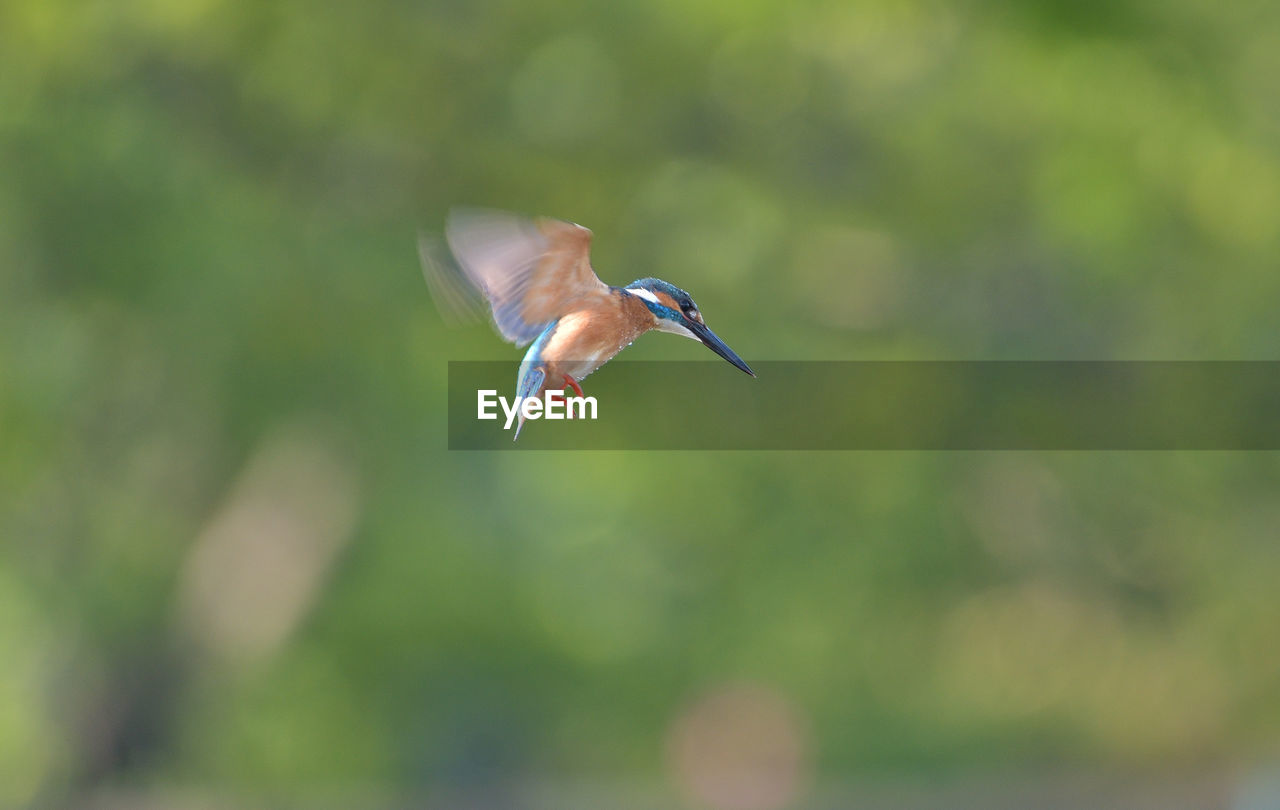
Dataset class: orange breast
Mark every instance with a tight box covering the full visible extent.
[539,292,654,385]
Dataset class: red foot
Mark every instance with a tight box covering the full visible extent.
[562,374,585,398]
[556,374,584,419]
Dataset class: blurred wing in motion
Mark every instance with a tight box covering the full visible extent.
[418,233,487,327]
[444,209,610,346]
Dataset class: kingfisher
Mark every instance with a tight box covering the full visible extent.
[425,209,755,439]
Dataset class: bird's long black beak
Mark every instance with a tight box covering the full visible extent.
[686,319,755,377]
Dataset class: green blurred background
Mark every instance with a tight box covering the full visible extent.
[3,0,1280,806]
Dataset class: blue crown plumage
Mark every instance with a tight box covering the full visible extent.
[625,277,697,320]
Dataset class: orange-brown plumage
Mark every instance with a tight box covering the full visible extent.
[526,290,656,399]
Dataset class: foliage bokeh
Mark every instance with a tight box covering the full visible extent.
[2,0,1279,804]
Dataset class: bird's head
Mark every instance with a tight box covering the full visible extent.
[624,278,755,377]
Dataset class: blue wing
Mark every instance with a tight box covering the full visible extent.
[444,209,611,347]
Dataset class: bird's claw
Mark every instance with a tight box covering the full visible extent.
[562,374,584,398]
[554,374,584,419]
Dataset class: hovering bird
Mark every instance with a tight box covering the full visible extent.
[423,209,755,439]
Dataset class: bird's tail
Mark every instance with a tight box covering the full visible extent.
[512,365,545,441]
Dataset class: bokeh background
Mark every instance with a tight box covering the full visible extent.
[3,0,1280,806]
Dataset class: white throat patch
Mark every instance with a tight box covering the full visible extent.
[655,318,699,341]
